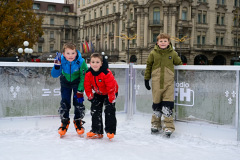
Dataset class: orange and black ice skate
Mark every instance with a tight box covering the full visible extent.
[58,118,70,138]
[107,133,114,141]
[86,131,103,139]
[73,119,85,137]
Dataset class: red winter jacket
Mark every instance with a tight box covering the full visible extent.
[84,60,118,103]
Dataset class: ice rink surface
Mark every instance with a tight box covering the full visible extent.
[0,113,239,160]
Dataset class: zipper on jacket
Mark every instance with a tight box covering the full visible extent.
[70,62,71,82]
[94,76,100,93]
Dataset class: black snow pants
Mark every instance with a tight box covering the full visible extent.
[90,93,117,134]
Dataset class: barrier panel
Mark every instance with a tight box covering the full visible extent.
[0,63,127,117]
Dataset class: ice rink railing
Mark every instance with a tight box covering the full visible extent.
[0,62,240,140]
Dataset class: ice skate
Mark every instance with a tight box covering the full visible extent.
[73,119,85,136]
[164,128,172,138]
[107,133,114,140]
[151,125,161,134]
[58,118,70,138]
[86,131,103,139]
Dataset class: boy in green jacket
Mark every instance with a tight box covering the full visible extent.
[144,33,182,137]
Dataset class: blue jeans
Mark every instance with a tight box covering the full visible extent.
[59,86,85,120]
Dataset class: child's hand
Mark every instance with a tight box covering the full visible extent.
[54,52,61,66]
[88,97,100,106]
[75,91,84,103]
[144,80,151,90]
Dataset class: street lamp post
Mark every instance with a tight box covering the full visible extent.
[18,41,33,62]
[127,20,130,63]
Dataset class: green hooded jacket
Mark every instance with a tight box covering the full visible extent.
[144,43,182,89]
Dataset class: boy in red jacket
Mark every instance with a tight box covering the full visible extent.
[84,53,118,140]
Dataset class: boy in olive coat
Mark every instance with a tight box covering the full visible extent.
[144,33,182,136]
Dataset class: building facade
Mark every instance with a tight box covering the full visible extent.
[33,1,78,61]
[33,0,240,65]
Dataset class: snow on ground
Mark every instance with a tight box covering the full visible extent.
[0,113,239,160]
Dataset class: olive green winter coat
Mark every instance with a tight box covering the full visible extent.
[144,43,182,104]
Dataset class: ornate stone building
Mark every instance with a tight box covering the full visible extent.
[34,0,240,65]
[33,1,78,61]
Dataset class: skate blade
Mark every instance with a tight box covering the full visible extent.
[58,130,67,138]
[86,135,103,139]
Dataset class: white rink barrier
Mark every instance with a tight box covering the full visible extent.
[0,62,240,140]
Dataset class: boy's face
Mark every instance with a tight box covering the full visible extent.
[63,48,77,62]
[90,57,102,72]
[157,38,170,49]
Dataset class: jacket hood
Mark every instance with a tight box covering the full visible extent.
[153,42,174,54]
[89,55,109,76]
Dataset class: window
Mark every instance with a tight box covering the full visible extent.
[105,24,108,34]
[50,44,54,52]
[93,27,95,36]
[89,11,91,20]
[216,33,224,46]
[111,41,114,51]
[88,0,91,3]
[216,37,219,45]
[78,0,80,7]
[153,33,159,43]
[99,26,101,34]
[198,13,202,23]
[216,13,220,24]
[221,14,224,25]
[50,18,54,25]
[113,3,116,13]
[50,31,54,39]
[83,15,85,22]
[65,32,69,40]
[122,41,125,50]
[182,7,187,20]
[217,0,225,5]
[203,11,207,23]
[221,37,224,45]
[100,8,102,16]
[63,6,70,12]
[122,22,125,31]
[83,0,85,6]
[233,14,240,26]
[217,12,225,25]
[105,41,107,50]
[132,39,136,45]
[112,23,115,33]
[64,19,68,25]
[94,10,96,19]
[48,5,56,11]
[130,12,133,21]
[197,31,206,45]
[202,36,205,45]
[38,46,42,53]
[153,7,160,24]
[198,10,207,24]
[106,6,109,15]
[33,3,40,10]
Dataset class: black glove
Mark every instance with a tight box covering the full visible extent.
[145,80,151,90]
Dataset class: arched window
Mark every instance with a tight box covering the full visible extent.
[182,7,187,20]
[153,7,160,24]
[213,55,226,65]
[194,55,208,65]
[130,55,137,63]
